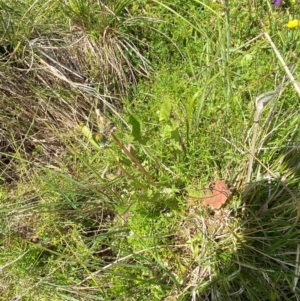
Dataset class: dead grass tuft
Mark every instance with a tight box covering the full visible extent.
[0,2,153,184]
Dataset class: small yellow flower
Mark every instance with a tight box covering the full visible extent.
[287,20,300,29]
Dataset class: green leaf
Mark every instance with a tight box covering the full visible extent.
[116,201,138,215]
[161,124,172,139]
[164,197,179,210]
[170,125,180,144]
[129,115,143,143]
[159,95,171,122]
[80,124,102,150]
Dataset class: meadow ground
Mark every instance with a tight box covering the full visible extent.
[1,1,300,300]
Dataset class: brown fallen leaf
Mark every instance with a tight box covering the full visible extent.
[202,180,231,209]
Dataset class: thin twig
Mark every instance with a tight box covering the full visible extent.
[264,32,300,97]
[246,121,259,183]
[0,250,29,272]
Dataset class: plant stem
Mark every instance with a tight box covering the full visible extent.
[246,118,259,183]
[110,132,153,183]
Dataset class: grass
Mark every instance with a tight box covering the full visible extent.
[1,0,300,300]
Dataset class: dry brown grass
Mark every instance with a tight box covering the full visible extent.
[0,1,153,184]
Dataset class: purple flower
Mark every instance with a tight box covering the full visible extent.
[272,0,281,5]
